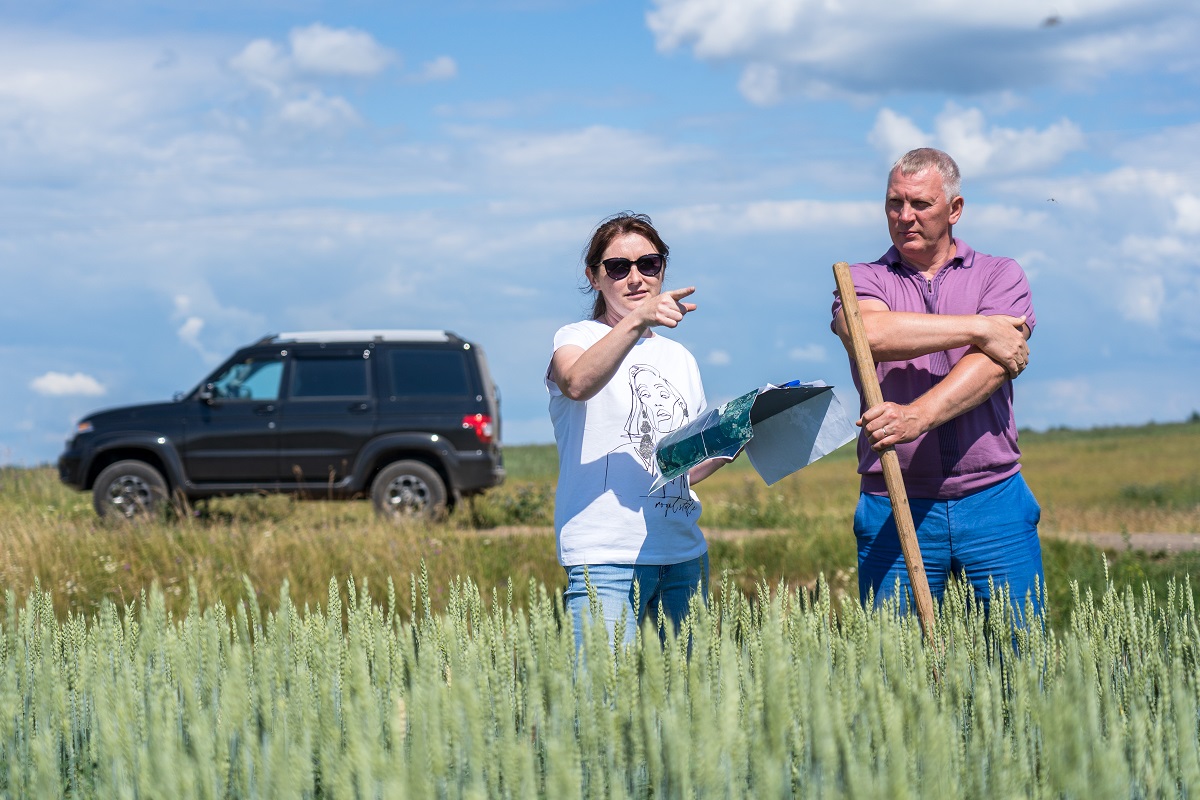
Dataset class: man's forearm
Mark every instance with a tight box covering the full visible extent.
[856,351,1010,452]
[910,351,1008,432]
[858,309,989,361]
[835,304,1029,375]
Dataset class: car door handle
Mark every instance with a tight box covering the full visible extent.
[254,404,276,415]
[349,402,371,413]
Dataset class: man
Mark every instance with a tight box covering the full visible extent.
[831,147,1043,622]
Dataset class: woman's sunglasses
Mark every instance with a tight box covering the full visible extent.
[593,253,665,280]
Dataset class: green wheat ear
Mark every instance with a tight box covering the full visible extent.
[0,565,1198,794]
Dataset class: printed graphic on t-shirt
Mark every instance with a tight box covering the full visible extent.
[603,363,698,517]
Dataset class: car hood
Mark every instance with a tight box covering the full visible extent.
[82,400,187,429]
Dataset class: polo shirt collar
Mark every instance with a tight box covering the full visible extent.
[881,238,975,273]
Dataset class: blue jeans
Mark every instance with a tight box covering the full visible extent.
[855,473,1044,624]
[564,555,709,651]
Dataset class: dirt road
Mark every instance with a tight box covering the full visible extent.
[1040,531,1200,554]
[481,527,1200,553]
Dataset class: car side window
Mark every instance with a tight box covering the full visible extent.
[389,349,472,396]
[290,356,370,398]
[209,357,283,400]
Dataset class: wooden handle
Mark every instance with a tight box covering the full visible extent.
[833,262,937,638]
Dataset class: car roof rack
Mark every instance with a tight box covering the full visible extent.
[259,330,461,345]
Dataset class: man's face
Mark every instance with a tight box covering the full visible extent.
[885,168,963,269]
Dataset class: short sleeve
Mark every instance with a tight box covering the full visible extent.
[546,321,602,396]
[830,261,891,331]
[977,258,1036,334]
[553,323,595,352]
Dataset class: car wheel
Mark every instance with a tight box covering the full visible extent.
[93,460,170,520]
[371,460,447,521]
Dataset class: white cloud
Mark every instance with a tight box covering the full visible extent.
[708,349,731,366]
[177,315,205,348]
[1103,235,1200,331]
[1119,274,1165,325]
[228,38,290,93]
[0,31,230,141]
[737,63,782,107]
[171,293,266,364]
[289,24,394,77]
[867,109,927,162]
[30,372,106,397]
[481,125,704,170]
[1058,199,1200,332]
[1118,234,1189,262]
[461,126,713,211]
[869,104,1085,177]
[0,14,1196,471]
[279,90,360,128]
[648,0,805,59]
[995,165,1187,216]
[1112,122,1200,172]
[227,24,395,129]
[789,344,826,362]
[1174,194,1200,233]
[647,0,1200,101]
[1009,249,1050,281]
[0,61,111,113]
[664,199,877,234]
[414,56,457,82]
[174,297,221,362]
[937,107,1086,176]
[964,204,1049,231]
[1021,369,1200,430]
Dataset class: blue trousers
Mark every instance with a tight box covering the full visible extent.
[563,555,709,651]
[855,472,1044,624]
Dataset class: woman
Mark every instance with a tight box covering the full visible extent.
[546,212,727,650]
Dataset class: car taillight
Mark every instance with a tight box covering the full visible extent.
[462,413,495,444]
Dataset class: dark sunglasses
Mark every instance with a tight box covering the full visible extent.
[593,253,665,280]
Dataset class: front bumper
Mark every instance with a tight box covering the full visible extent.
[57,445,85,489]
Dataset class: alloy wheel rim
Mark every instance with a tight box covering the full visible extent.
[106,475,154,518]
[385,474,430,514]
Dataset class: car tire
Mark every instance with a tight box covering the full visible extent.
[371,460,447,521]
[93,460,170,521]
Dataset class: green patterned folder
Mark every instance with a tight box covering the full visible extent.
[652,381,855,490]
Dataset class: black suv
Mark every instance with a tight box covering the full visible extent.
[58,330,505,520]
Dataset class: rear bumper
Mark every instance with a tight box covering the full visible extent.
[453,451,505,494]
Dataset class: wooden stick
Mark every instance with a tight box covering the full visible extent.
[833,261,937,638]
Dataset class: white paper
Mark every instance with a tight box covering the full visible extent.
[744,390,857,486]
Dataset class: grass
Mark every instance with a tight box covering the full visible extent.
[1020,420,1200,532]
[0,418,1197,623]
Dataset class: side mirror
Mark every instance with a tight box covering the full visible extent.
[198,384,217,405]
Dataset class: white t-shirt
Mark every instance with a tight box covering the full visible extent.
[546,319,708,567]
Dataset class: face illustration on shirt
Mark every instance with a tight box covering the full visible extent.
[633,366,686,433]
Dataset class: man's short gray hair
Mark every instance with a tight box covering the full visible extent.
[891,148,962,202]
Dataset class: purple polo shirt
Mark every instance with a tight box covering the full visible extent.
[830,239,1036,499]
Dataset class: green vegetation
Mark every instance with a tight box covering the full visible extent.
[1,570,1198,796]
[0,419,1197,623]
[1019,419,1200,532]
[0,420,1197,795]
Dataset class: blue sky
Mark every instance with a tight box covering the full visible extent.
[2,0,1199,466]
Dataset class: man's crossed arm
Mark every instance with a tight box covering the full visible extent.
[833,300,1030,451]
